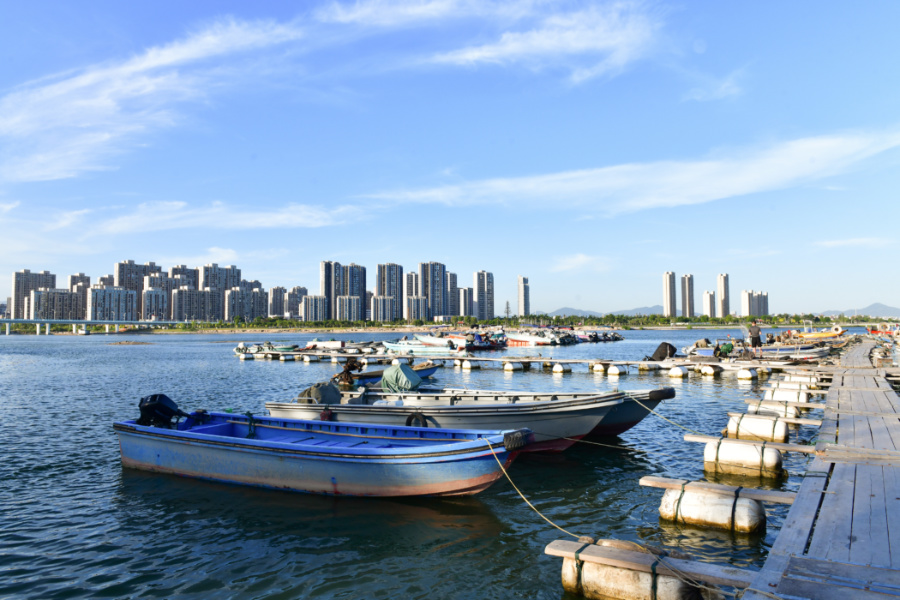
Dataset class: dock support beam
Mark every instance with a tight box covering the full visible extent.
[5,322,9,335]
[105,324,110,333]
[45,323,50,335]
[115,324,119,333]
[36,323,41,335]
[73,324,77,334]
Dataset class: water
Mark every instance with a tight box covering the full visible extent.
[0,328,844,599]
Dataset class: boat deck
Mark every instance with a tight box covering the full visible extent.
[742,342,900,599]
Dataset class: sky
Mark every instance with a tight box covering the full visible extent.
[1,0,899,315]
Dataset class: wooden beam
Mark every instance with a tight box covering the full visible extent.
[684,433,817,454]
[727,411,822,426]
[745,398,825,409]
[544,540,756,589]
[639,476,796,504]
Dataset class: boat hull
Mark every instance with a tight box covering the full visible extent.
[115,415,521,497]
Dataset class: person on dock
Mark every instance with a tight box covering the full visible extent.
[749,320,762,356]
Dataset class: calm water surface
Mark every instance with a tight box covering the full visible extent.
[0,328,841,599]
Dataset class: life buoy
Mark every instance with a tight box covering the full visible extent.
[405,412,427,427]
[832,325,842,333]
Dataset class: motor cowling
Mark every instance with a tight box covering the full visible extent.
[137,394,190,428]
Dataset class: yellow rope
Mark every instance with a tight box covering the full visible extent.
[624,393,704,436]
[487,444,580,539]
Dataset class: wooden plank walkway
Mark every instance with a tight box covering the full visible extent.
[742,341,900,599]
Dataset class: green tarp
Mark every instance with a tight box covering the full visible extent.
[381,364,423,393]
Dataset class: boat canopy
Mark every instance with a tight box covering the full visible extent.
[382,364,423,393]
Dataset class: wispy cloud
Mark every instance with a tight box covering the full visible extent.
[551,253,610,273]
[430,3,661,82]
[815,237,895,248]
[0,18,304,184]
[89,200,360,235]
[0,201,20,214]
[683,68,743,102]
[364,128,900,214]
[316,0,472,27]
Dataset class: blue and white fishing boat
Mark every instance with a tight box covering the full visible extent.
[114,395,532,497]
[384,340,469,356]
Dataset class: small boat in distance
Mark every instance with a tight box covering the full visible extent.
[115,394,532,497]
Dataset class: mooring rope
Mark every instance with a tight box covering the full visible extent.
[623,393,705,436]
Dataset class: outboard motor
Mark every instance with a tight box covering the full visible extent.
[137,394,190,428]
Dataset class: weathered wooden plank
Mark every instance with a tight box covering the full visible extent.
[818,462,858,563]
[855,464,891,568]
[683,433,816,454]
[745,398,825,409]
[786,555,900,588]
[544,540,757,589]
[638,476,796,504]
[726,411,822,426]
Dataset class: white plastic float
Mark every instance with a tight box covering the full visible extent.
[667,366,688,378]
[726,414,789,442]
[503,361,524,371]
[703,439,783,476]
[606,365,628,376]
[659,488,766,533]
[737,368,758,380]
[552,363,572,373]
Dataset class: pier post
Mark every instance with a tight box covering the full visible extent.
[115,324,119,333]
[73,324,77,334]
[5,322,9,335]
[105,324,109,333]
[45,323,50,335]
[36,323,41,335]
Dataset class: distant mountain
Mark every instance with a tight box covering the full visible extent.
[607,305,664,316]
[821,303,900,318]
[543,305,664,317]
[546,307,605,317]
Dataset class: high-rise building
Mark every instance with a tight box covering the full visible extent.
[319,261,342,320]
[419,262,446,319]
[518,276,530,317]
[225,288,268,323]
[286,286,308,319]
[87,286,137,321]
[759,292,769,316]
[473,271,494,320]
[114,260,162,317]
[144,274,175,319]
[68,273,91,320]
[366,290,373,321]
[702,291,716,318]
[301,295,327,322]
[29,288,81,320]
[269,287,286,318]
[371,296,397,322]
[142,288,168,321]
[405,296,427,321]
[10,269,56,319]
[681,274,694,318]
[336,295,362,321]
[663,271,676,318]
[199,264,241,321]
[717,273,730,318]
[172,287,216,322]
[376,263,404,321]
[459,287,474,317]
[445,272,458,317]
[403,272,420,319]
[342,264,366,320]
[169,265,199,290]
[97,274,115,287]
[741,290,769,317]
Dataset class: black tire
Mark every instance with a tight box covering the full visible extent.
[405,412,427,427]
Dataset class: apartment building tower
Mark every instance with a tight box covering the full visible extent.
[518,276,530,317]
[681,274,694,318]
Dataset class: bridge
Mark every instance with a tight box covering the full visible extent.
[1,319,185,335]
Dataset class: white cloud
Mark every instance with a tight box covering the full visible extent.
[815,238,895,248]
[363,128,900,214]
[89,200,360,235]
[316,0,469,27]
[683,69,743,102]
[0,201,20,214]
[430,3,661,82]
[0,18,304,183]
[551,253,610,273]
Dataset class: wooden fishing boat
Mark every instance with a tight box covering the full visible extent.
[384,340,468,356]
[266,387,675,452]
[114,395,532,497]
[341,361,441,385]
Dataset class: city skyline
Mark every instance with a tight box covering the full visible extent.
[2,2,899,313]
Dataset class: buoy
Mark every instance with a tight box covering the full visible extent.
[462,360,480,370]
[786,374,818,384]
[667,366,688,378]
[659,488,766,532]
[591,363,606,373]
[737,368,758,380]
[726,414,789,442]
[239,353,254,360]
[637,363,660,371]
[763,389,810,403]
[552,363,572,373]
[607,365,628,376]
[453,359,463,367]
[362,347,375,354]
[303,355,319,363]
[561,550,701,600]
[359,358,370,366]
[279,355,295,362]
[747,401,800,418]
[704,439,783,477]
[504,361,524,371]
[701,365,722,376]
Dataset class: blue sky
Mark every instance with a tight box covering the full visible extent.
[1,1,899,314]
